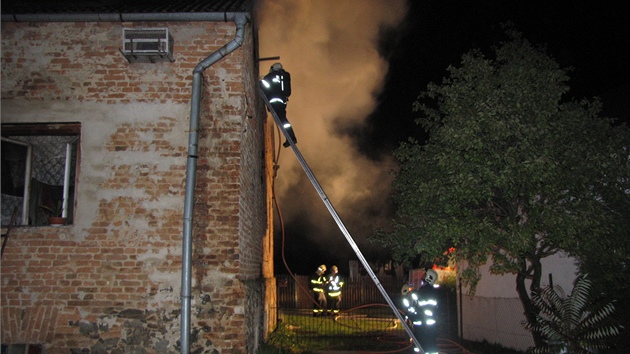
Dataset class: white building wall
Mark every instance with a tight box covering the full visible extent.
[458,252,579,351]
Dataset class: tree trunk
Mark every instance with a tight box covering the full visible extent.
[515,256,544,348]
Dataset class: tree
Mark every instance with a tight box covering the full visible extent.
[373,30,630,347]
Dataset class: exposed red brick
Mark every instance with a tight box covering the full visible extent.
[2,19,267,354]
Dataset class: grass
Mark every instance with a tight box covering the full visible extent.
[459,339,525,354]
[262,308,527,354]
[260,336,527,354]
[264,308,411,352]
[281,310,402,336]
[283,316,410,351]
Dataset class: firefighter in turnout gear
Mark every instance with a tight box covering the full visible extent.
[326,265,344,315]
[400,269,440,354]
[259,62,297,147]
[310,264,328,316]
[416,269,440,354]
[400,283,422,330]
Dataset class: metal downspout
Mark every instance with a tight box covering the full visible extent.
[180,13,248,354]
[3,9,249,353]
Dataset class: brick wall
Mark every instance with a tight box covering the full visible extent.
[1,19,267,354]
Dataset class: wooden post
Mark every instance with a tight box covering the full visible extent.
[262,114,277,339]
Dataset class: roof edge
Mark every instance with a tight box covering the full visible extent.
[1,11,250,23]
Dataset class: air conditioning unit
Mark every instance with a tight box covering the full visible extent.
[121,28,174,63]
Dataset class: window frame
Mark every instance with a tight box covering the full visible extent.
[1,123,80,227]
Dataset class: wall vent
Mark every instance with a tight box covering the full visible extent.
[121,28,174,63]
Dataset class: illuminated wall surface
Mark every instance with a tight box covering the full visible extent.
[1,13,268,354]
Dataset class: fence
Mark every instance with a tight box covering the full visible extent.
[274,275,458,351]
[277,275,405,309]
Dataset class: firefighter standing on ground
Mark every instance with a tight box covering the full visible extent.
[326,265,344,315]
[310,264,328,316]
[400,269,440,354]
[259,62,297,147]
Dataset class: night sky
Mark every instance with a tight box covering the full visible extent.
[361,0,630,156]
[258,0,629,276]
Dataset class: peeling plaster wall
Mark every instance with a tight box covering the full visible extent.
[1,19,265,354]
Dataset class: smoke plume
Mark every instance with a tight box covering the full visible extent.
[256,0,408,273]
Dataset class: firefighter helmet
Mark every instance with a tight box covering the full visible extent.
[401,283,413,296]
[331,265,338,272]
[318,264,327,273]
[271,62,283,71]
[425,269,438,286]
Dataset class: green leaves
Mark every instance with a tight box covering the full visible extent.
[373,27,630,281]
[525,274,622,353]
[371,30,630,348]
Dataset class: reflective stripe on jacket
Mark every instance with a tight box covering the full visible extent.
[327,275,344,296]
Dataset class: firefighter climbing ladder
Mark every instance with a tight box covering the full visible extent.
[260,88,424,353]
